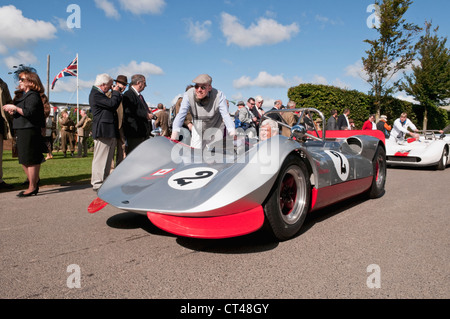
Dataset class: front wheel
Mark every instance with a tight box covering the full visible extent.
[436,148,448,171]
[263,155,311,241]
[368,146,386,199]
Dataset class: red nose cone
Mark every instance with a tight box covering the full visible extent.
[88,197,108,214]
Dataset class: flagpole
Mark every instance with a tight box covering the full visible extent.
[47,55,50,102]
[76,53,79,123]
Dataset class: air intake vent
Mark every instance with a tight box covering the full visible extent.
[342,137,362,154]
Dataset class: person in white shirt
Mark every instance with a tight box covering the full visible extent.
[390,112,419,143]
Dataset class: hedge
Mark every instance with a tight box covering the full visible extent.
[287,84,448,130]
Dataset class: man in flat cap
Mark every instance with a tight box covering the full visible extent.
[171,74,236,149]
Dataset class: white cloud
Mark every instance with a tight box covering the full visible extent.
[345,58,420,89]
[233,72,351,91]
[230,92,244,102]
[262,98,277,108]
[291,76,305,86]
[264,10,277,19]
[53,17,75,33]
[312,75,328,85]
[4,51,38,68]
[110,60,164,78]
[333,78,351,90]
[345,60,369,81]
[186,19,212,44]
[94,0,120,19]
[220,12,299,48]
[395,93,418,104]
[96,0,166,18]
[0,5,57,54]
[119,0,166,15]
[315,14,343,26]
[402,59,420,76]
[315,15,330,24]
[233,71,290,89]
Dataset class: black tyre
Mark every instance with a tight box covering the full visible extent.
[368,146,386,199]
[264,155,311,241]
[436,147,448,171]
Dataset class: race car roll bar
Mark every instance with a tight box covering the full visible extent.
[262,107,326,142]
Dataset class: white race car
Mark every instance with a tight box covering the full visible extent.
[386,131,450,170]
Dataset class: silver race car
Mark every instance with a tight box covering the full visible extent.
[386,130,450,170]
[89,108,387,241]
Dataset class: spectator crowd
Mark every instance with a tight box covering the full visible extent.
[3,68,448,195]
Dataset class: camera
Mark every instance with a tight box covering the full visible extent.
[113,84,125,93]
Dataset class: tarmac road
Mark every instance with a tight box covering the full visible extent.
[0,166,449,302]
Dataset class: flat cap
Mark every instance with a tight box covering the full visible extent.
[193,74,212,85]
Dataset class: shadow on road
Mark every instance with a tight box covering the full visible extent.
[176,230,279,254]
[103,193,376,255]
[176,193,374,253]
[387,165,441,171]
[107,212,173,238]
[106,211,279,254]
[300,193,370,236]
[38,183,92,195]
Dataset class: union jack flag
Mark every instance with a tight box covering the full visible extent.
[51,57,77,89]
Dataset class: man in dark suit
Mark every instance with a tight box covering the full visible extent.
[248,97,261,132]
[90,73,123,192]
[267,99,283,121]
[326,109,338,131]
[337,108,350,130]
[266,99,284,132]
[122,74,153,154]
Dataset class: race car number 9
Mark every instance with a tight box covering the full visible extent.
[168,168,218,190]
[324,150,350,181]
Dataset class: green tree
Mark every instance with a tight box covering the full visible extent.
[400,21,450,130]
[362,0,421,118]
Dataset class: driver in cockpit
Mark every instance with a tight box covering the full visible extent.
[259,119,279,141]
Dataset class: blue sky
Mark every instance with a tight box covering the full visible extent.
[0,0,448,114]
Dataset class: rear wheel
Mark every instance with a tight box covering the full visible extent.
[264,155,311,241]
[368,146,386,199]
[436,147,448,170]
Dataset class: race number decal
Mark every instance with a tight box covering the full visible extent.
[168,168,218,190]
[325,150,350,181]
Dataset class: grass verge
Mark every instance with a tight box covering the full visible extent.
[1,150,92,192]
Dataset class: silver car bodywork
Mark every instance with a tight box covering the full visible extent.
[92,108,386,240]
